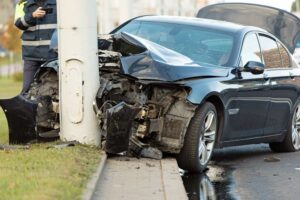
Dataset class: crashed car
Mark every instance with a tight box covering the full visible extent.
[94,13,300,172]
[2,3,300,172]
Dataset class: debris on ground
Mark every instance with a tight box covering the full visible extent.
[146,162,156,167]
[46,141,77,149]
[0,144,30,151]
[39,129,60,139]
[264,156,281,162]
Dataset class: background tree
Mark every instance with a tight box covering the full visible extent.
[0,18,21,54]
[292,0,300,12]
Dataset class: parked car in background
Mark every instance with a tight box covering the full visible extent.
[1,3,300,173]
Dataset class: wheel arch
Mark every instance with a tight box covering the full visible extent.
[202,94,225,148]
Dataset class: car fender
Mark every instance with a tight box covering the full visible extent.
[184,78,230,105]
[34,59,59,80]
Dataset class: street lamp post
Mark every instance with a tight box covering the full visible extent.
[57,0,100,145]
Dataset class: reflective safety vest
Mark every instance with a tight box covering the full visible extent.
[14,0,57,61]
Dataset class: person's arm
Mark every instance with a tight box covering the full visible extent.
[14,3,45,31]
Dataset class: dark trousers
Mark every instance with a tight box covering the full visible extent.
[21,60,45,94]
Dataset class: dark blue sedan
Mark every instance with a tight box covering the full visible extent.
[94,6,300,172]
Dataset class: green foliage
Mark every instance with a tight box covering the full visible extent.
[0,18,22,54]
[292,0,300,12]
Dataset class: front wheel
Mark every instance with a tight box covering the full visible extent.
[177,102,218,172]
[270,101,300,152]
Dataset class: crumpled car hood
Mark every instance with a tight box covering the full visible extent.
[117,33,229,82]
[197,3,300,53]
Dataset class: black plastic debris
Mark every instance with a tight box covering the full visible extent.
[0,95,37,144]
[53,141,76,149]
[105,102,141,154]
[39,129,60,139]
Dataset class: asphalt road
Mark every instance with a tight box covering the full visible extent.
[209,144,300,200]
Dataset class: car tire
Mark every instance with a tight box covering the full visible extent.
[177,102,218,172]
[269,100,300,152]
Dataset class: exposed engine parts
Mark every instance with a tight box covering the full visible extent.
[25,60,60,138]
[94,34,197,157]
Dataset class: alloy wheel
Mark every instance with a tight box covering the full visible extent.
[200,175,217,200]
[292,104,300,150]
[199,111,217,165]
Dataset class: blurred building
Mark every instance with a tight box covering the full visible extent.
[97,0,223,34]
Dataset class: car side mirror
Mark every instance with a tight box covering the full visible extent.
[243,61,264,75]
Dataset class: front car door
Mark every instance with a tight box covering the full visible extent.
[223,32,271,141]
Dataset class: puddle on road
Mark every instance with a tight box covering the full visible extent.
[181,165,237,200]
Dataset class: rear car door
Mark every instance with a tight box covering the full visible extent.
[259,34,300,136]
[224,32,271,141]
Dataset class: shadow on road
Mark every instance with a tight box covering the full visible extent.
[212,144,273,162]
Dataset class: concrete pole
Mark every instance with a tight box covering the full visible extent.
[57,0,100,145]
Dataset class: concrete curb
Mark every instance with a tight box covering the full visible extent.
[82,151,107,200]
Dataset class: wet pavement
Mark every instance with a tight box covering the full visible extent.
[182,144,300,200]
[182,165,237,200]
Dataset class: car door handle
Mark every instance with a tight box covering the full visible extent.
[263,74,269,80]
[290,72,295,79]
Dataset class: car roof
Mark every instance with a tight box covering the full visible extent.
[133,15,265,35]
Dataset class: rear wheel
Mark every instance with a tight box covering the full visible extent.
[269,102,300,152]
[177,102,218,172]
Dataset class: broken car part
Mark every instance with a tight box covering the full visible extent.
[0,60,59,144]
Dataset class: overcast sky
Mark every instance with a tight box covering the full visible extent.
[223,0,295,11]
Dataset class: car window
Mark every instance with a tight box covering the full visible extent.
[240,33,262,67]
[115,20,235,67]
[277,42,290,68]
[115,21,141,35]
[259,35,282,69]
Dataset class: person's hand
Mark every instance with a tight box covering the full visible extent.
[32,7,46,18]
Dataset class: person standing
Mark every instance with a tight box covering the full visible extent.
[14,0,57,93]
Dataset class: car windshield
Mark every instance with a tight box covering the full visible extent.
[115,20,235,66]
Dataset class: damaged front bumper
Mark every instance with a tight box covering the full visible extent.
[0,60,60,144]
[95,33,198,157]
[0,95,37,144]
